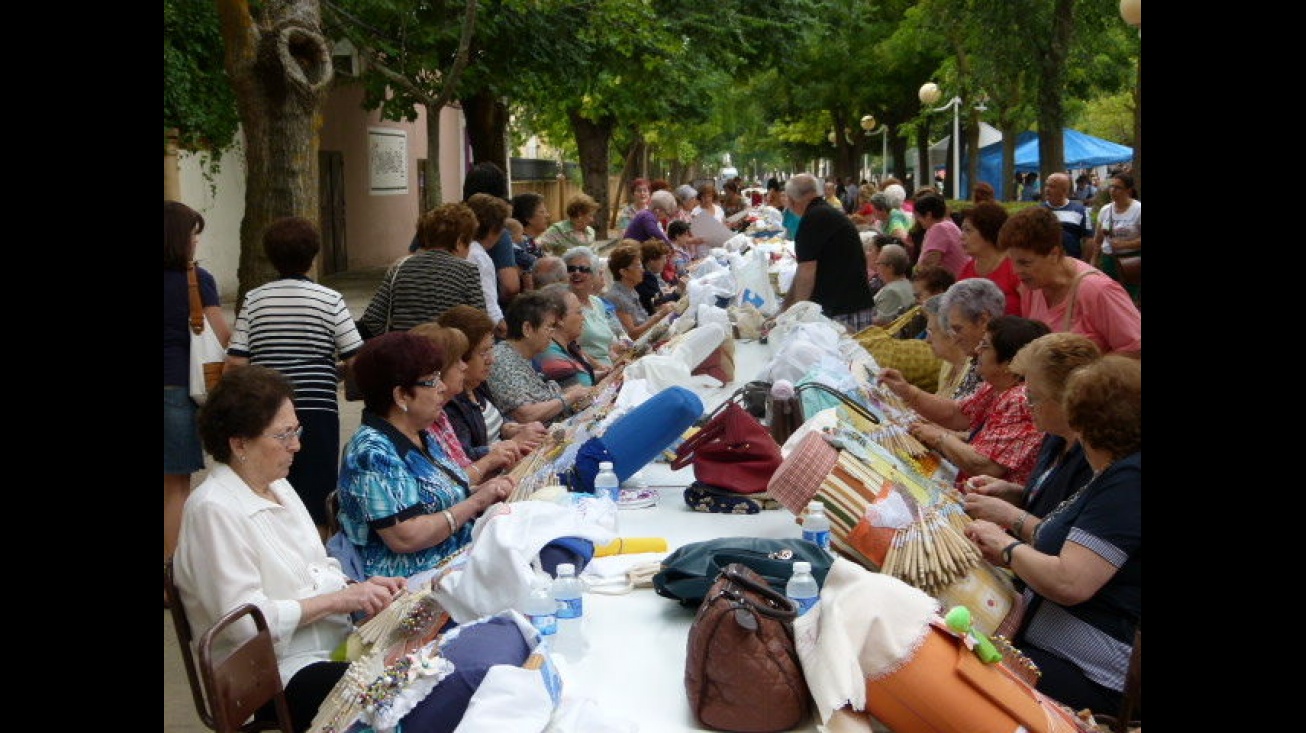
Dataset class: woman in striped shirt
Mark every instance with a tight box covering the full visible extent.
[225,216,364,539]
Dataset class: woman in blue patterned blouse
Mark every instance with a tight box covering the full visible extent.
[336,331,516,578]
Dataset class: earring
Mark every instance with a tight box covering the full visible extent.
[400,403,409,413]
[238,454,247,463]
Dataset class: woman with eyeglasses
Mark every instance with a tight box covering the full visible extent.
[1087,172,1141,306]
[880,315,1050,491]
[410,322,528,484]
[174,365,409,730]
[1000,206,1140,358]
[485,290,596,426]
[224,216,364,540]
[604,242,675,342]
[337,331,515,579]
[179,362,538,732]
[563,245,629,369]
[437,306,547,465]
[532,283,609,388]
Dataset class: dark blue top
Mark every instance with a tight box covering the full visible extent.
[635,270,679,315]
[1022,434,1094,519]
[163,266,220,386]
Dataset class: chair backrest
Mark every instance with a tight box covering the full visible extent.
[165,557,217,730]
[165,558,293,733]
[198,602,295,733]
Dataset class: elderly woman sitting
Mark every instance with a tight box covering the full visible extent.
[563,245,628,370]
[604,242,675,342]
[337,331,515,579]
[880,315,1051,490]
[533,283,608,387]
[486,290,595,425]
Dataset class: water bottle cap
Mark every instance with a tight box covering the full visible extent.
[807,501,824,512]
[793,561,811,574]
[556,563,576,576]
[599,461,614,470]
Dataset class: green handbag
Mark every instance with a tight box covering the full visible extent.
[652,536,832,608]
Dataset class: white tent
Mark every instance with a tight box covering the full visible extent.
[928,121,1002,171]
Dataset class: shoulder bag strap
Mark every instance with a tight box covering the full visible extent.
[382,255,413,333]
[885,304,922,338]
[187,262,205,335]
[1061,269,1094,332]
[721,566,797,620]
[794,381,881,424]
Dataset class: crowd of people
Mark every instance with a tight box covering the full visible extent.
[164,160,1141,730]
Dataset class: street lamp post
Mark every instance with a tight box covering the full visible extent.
[1119,0,1141,195]
[860,115,889,183]
[919,82,961,200]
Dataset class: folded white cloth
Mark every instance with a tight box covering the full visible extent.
[795,557,938,724]
[432,502,617,623]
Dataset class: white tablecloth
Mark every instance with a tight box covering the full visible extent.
[555,338,824,732]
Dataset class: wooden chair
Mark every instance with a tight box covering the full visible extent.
[164,559,293,733]
[1093,622,1141,733]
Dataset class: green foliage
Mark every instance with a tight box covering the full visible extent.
[163,0,240,161]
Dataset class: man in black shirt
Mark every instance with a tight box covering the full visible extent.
[779,173,875,331]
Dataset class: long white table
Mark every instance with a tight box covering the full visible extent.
[556,339,825,732]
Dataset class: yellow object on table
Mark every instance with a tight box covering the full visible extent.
[594,537,669,557]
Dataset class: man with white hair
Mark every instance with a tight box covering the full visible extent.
[530,255,568,288]
[780,173,876,330]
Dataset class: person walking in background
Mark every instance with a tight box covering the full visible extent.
[224,216,364,540]
[1087,172,1141,306]
[957,201,1021,316]
[1021,172,1042,202]
[164,200,232,573]
[1041,172,1093,261]
[914,192,970,278]
[779,173,876,331]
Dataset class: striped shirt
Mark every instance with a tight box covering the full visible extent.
[227,276,363,413]
[358,249,485,336]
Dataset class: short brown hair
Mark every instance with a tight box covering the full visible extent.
[607,243,641,279]
[410,322,470,365]
[418,202,477,252]
[640,240,668,264]
[466,192,512,241]
[196,365,295,464]
[1063,355,1141,459]
[262,216,320,276]
[996,206,1061,256]
[1009,332,1101,405]
[565,193,600,220]
[437,306,495,362]
[961,201,1009,246]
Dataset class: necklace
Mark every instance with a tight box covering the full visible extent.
[1032,461,1112,541]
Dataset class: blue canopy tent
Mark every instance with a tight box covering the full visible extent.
[969,128,1133,199]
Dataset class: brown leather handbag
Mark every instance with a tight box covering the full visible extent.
[684,563,812,732]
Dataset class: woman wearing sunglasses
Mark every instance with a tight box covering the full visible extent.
[563,245,629,369]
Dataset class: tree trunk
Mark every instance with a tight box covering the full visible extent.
[217,0,333,311]
[610,137,640,230]
[569,109,615,240]
[1036,0,1074,181]
[462,89,508,173]
[422,106,444,211]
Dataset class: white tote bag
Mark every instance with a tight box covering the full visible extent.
[186,263,225,404]
[189,315,226,404]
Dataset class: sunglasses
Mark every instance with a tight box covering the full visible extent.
[567,265,593,274]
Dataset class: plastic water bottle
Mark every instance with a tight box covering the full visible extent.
[523,579,557,643]
[551,563,587,659]
[785,561,820,616]
[802,500,832,553]
[594,461,621,506]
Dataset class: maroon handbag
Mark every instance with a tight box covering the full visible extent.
[672,393,782,495]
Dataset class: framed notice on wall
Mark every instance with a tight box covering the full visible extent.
[368,127,408,195]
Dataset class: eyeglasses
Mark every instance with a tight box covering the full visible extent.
[566,265,592,274]
[413,373,443,388]
[266,425,303,445]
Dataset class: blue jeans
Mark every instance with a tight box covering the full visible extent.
[164,386,205,474]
